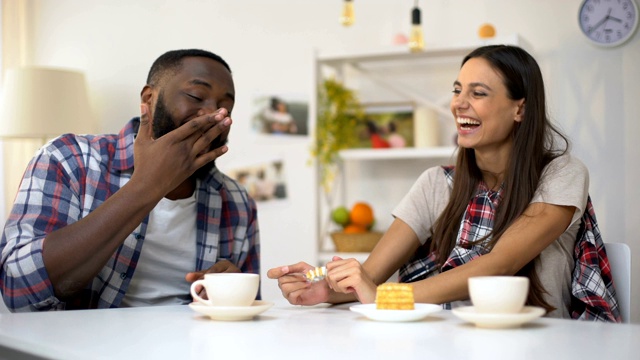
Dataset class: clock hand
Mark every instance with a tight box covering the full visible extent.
[588,15,611,34]
[602,14,621,33]
[587,7,612,34]
[602,10,623,33]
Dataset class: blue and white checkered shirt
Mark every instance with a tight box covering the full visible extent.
[1,118,260,311]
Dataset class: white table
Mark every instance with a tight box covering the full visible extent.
[0,301,638,360]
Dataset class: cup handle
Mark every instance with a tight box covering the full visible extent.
[190,280,212,305]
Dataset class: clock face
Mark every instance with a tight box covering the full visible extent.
[579,0,639,47]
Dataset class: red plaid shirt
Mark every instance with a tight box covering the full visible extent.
[1,118,260,311]
[399,166,620,322]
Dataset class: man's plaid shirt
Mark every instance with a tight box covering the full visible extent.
[1,118,260,311]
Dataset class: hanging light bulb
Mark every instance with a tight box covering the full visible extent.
[409,1,424,52]
[340,0,355,26]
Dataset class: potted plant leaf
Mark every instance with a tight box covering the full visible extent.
[311,78,366,249]
[311,78,363,195]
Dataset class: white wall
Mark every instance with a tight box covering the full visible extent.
[17,0,639,321]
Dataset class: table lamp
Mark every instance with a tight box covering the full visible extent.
[0,66,94,142]
[0,67,95,218]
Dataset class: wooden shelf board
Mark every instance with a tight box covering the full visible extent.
[318,34,524,67]
[338,146,457,161]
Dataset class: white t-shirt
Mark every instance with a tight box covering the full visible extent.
[120,193,198,307]
[392,154,589,318]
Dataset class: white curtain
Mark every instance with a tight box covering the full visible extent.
[0,1,5,224]
[1,0,37,313]
[2,0,40,220]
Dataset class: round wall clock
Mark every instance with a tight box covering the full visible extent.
[578,0,639,47]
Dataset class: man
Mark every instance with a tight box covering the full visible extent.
[0,49,260,311]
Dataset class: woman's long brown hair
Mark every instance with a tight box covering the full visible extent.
[430,45,569,312]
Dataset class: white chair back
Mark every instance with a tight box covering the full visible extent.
[604,242,631,323]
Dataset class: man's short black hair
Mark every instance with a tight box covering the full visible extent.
[146,49,231,86]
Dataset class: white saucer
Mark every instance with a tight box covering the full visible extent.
[451,306,545,329]
[350,303,442,322]
[188,300,274,321]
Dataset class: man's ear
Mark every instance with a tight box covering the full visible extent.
[140,85,155,121]
[140,84,153,104]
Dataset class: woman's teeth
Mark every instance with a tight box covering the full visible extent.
[457,117,480,129]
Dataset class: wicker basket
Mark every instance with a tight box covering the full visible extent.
[330,231,383,253]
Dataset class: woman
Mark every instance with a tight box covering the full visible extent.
[262,97,298,134]
[268,45,619,321]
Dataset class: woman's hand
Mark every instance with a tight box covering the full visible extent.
[267,262,331,305]
[325,256,377,304]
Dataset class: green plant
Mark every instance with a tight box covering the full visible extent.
[311,78,363,194]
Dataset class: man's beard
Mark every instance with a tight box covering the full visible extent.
[152,93,226,180]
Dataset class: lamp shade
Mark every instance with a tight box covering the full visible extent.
[0,67,94,139]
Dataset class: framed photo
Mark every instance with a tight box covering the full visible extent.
[226,159,287,202]
[352,102,414,149]
[251,95,308,136]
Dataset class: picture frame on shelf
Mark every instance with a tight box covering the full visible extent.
[351,102,415,149]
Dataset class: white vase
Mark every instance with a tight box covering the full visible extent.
[413,106,440,148]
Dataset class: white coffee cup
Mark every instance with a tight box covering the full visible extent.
[190,273,259,307]
[468,276,529,314]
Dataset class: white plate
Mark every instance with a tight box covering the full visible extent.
[452,305,545,329]
[188,300,274,321]
[349,303,442,322]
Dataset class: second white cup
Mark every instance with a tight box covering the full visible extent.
[190,273,259,307]
[468,276,529,314]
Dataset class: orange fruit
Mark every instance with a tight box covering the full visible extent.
[343,224,367,234]
[478,23,496,39]
[350,202,374,228]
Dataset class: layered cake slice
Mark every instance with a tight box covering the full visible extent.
[375,283,415,310]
